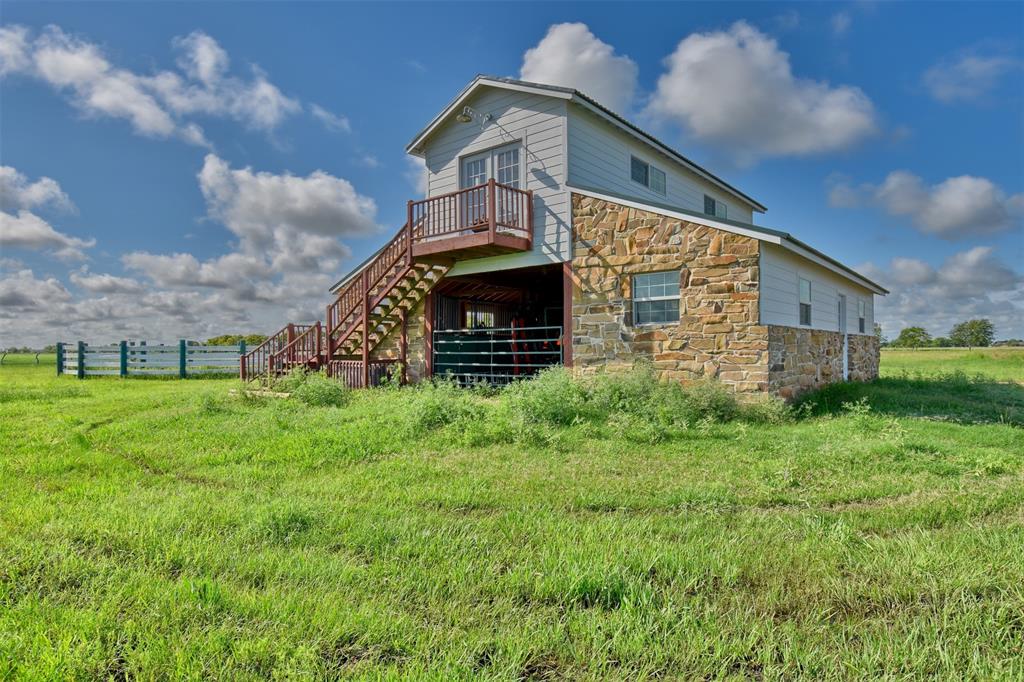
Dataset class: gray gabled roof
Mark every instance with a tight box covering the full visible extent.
[405,75,767,214]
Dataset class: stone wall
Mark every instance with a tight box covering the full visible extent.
[847,333,880,382]
[767,325,879,399]
[767,326,844,399]
[570,193,769,393]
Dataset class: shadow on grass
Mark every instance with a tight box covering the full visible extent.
[796,371,1024,427]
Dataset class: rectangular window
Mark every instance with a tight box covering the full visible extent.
[650,167,666,195]
[799,278,812,326]
[858,299,866,334]
[633,271,681,325]
[630,156,649,186]
[630,156,666,195]
[703,194,727,219]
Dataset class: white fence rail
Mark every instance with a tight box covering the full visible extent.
[57,340,244,378]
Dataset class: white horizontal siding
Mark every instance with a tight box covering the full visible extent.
[423,87,569,275]
[759,243,874,334]
[566,104,755,223]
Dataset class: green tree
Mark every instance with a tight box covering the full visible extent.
[874,323,886,346]
[891,326,932,348]
[949,319,995,348]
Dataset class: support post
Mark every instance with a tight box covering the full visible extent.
[424,290,434,379]
[56,342,64,376]
[562,260,573,368]
[179,339,187,378]
[399,306,408,385]
[325,303,334,361]
[406,200,414,265]
[487,178,496,240]
[76,341,85,379]
[119,340,127,377]
[239,340,247,381]
[361,269,370,388]
[286,323,295,365]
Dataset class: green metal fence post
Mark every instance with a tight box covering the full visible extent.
[238,340,246,381]
[76,341,85,379]
[179,339,187,379]
[119,340,127,377]
[56,342,64,376]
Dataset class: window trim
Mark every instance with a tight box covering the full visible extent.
[632,270,681,326]
[629,155,667,196]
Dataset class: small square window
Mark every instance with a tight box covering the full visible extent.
[704,194,727,218]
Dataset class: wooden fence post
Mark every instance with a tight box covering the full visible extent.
[119,340,127,377]
[56,342,63,376]
[76,341,85,379]
[179,339,187,378]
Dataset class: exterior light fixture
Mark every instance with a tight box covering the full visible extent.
[455,106,493,127]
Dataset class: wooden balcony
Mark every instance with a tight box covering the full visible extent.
[407,179,533,261]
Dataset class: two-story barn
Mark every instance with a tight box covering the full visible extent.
[241,76,887,399]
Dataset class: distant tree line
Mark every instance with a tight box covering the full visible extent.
[1,344,57,354]
[204,334,269,346]
[882,318,1002,349]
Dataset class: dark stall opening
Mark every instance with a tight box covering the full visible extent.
[431,263,565,386]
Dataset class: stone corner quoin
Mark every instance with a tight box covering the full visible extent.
[568,193,879,399]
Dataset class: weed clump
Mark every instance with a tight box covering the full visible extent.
[293,372,350,407]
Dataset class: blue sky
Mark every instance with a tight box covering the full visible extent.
[1,1,1022,346]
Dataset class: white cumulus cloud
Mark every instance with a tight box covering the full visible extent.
[647,21,878,165]
[1,25,302,144]
[0,166,93,261]
[924,52,1022,104]
[862,247,1024,339]
[828,171,1023,239]
[520,22,638,113]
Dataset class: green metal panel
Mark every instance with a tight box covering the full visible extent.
[76,341,85,379]
[179,339,187,378]
[56,342,63,376]
[120,340,128,377]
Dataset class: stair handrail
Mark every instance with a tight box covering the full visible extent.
[241,323,312,382]
[268,321,322,375]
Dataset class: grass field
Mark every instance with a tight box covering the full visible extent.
[1,350,1022,679]
[881,347,1024,382]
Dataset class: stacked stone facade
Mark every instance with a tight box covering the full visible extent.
[847,333,881,383]
[570,193,769,393]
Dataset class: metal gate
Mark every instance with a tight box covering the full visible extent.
[432,325,563,386]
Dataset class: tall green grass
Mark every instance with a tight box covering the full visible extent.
[1,360,1022,679]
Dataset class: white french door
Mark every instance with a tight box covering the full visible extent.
[460,144,521,228]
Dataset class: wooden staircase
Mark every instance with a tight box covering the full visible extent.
[240,179,533,387]
[240,221,448,386]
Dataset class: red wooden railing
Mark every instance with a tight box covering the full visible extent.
[240,323,314,382]
[326,227,411,360]
[268,321,322,376]
[408,179,532,247]
[327,359,398,388]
